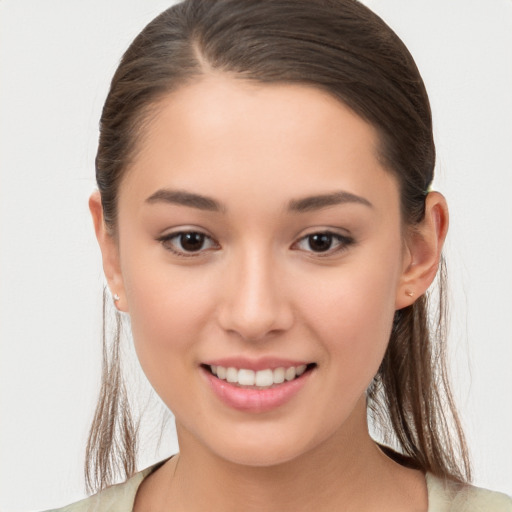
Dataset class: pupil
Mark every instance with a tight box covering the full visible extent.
[309,233,332,252]
[180,232,204,251]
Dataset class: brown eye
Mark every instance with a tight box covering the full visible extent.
[307,233,334,252]
[179,232,206,252]
[159,231,219,256]
[294,231,354,255]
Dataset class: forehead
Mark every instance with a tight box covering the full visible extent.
[120,75,399,216]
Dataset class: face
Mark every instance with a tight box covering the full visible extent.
[109,76,412,466]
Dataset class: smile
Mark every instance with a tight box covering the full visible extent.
[201,361,316,412]
[208,364,311,389]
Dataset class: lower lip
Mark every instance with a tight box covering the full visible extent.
[202,367,313,413]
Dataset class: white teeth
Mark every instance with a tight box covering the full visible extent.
[296,364,307,376]
[238,369,255,386]
[216,366,227,380]
[209,364,310,388]
[255,369,273,387]
[285,367,296,381]
[226,367,238,383]
[273,367,285,384]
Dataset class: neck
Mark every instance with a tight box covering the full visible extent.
[176,426,372,510]
[143,398,426,512]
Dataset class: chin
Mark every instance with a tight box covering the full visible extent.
[195,421,334,469]
[214,442,308,468]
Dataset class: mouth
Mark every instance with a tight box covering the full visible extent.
[201,363,317,390]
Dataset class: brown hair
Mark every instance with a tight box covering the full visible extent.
[86,0,471,493]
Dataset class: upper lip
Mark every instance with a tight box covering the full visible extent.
[201,357,313,371]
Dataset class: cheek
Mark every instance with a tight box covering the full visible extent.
[120,250,217,381]
[123,268,221,419]
[298,246,401,380]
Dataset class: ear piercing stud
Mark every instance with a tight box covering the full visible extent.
[113,293,120,302]
[405,290,414,297]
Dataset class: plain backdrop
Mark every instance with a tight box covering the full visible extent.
[1,1,511,510]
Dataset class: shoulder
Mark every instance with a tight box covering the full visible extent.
[43,465,156,512]
[426,473,512,512]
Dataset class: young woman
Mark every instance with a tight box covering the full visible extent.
[42,0,511,510]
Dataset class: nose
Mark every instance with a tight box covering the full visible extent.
[217,249,294,341]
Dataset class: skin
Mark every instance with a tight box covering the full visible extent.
[90,75,448,511]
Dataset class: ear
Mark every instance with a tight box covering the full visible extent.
[89,191,127,312]
[395,191,449,309]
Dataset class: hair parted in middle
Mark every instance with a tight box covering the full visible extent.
[86,0,470,493]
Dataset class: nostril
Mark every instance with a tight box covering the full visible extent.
[216,276,294,340]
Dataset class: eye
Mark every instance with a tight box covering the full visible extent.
[293,231,354,255]
[158,231,219,256]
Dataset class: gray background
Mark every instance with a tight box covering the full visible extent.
[1,1,511,510]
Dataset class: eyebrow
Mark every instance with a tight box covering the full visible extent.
[145,189,224,212]
[145,188,373,213]
[288,191,373,212]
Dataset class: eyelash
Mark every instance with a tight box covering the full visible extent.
[292,231,355,256]
[157,231,219,258]
[157,230,354,258]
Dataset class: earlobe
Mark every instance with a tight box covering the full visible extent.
[395,192,449,309]
[89,191,127,312]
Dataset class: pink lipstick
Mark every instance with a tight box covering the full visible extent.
[200,359,316,413]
